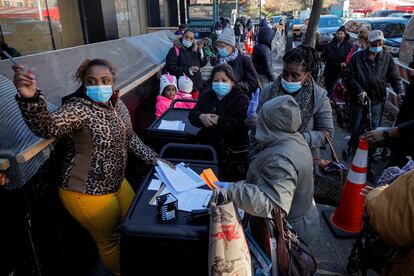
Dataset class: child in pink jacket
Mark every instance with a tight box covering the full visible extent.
[177,75,196,109]
[156,74,186,118]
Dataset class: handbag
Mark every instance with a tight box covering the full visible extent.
[313,131,347,206]
[273,205,317,276]
[208,190,252,276]
[249,205,317,276]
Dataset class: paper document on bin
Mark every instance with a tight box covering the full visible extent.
[150,185,212,212]
[155,161,205,194]
[148,179,162,191]
[158,120,185,131]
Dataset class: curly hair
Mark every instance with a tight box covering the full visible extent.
[74,59,116,83]
[283,45,321,81]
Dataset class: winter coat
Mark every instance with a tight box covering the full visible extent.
[226,51,259,93]
[322,37,353,79]
[17,88,158,195]
[365,170,414,275]
[227,95,320,244]
[166,38,207,92]
[344,48,404,104]
[176,91,196,109]
[155,95,187,118]
[252,26,276,82]
[188,86,249,153]
[251,79,334,158]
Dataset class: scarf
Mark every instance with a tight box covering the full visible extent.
[219,48,239,64]
[271,76,315,133]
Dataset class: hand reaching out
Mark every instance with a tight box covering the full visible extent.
[12,64,37,98]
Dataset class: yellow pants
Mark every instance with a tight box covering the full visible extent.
[59,179,135,276]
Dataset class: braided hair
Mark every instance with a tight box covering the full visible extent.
[282,45,321,82]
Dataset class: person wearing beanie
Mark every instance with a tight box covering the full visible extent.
[177,75,196,109]
[344,29,404,154]
[321,25,353,96]
[216,28,259,94]
[155,74,185,118]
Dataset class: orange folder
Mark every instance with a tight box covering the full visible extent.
[200,169,219,190]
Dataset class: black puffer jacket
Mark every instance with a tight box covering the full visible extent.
[188,86,249,149]
[322,36,353,79]
[165,38,207,91]
[344,49,404,103]
[226,51,259,93]
[252,27,276,82]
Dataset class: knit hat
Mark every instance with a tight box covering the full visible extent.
[159,74,177,95]
[216,28,236,47]
[337,26,346,34]
[214,22,223,30]
[369,30,385,42]
[260,19,268,27]
[178,75,193,93]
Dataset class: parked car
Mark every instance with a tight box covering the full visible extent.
[370,10,402,17]
[399,15,414,65]
[292,18,305,40]
[344,17,407,56]
[301,15,343,51]
[389,13,412,21]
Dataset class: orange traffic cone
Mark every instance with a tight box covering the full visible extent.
[323,138,368,238]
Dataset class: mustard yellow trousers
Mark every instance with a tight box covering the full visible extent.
[59,179,135,276]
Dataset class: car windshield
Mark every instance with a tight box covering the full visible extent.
[319,18,343,28]
[293,18,303,24]
[371,22,406,38]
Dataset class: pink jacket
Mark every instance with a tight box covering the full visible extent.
[176,92,196,109]
[155,95,187,118]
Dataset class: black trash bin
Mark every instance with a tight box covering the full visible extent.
[119,143,218,276]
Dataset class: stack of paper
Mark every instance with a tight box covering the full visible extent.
[158,120,185,131]
[155,161,205,194]
[149,161,213,212]
[150,185,212,212]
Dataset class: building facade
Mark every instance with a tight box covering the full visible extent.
[0,0,149,56]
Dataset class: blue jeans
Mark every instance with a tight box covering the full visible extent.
[348,101,384,149]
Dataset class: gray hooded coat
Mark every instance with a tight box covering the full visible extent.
[227,95,320,244]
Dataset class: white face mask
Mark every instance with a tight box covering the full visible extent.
[215,30,223,35]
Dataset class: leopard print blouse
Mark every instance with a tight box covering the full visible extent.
[17,93,158,195]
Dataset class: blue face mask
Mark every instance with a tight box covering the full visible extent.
[182,39,192,48]
[212,82,232,97]
[281,77,303,94]
[218,47,229,57]
[369,46,382,54]
[86,85,113,103]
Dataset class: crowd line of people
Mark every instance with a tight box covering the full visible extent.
[6,17,414,275]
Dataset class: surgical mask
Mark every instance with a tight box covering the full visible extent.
[182,39,192,48]
[369,46,382,54]
[212,82,232,97]
[215,29,223,35]
[218,47,229,57]
[86,85,113,103]
[281,77,303,94]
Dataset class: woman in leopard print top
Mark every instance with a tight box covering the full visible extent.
[13,59,159,275]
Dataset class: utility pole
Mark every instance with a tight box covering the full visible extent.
[259,0,262,19]
[304,0,323,47]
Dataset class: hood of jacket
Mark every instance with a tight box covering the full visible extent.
[256,95,303,149]
[257,27,274,48]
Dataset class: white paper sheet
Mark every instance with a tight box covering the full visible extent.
[148,179,162,191]
[158,120,185,131]
[155,161,205,194]
[150,185,212,212]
